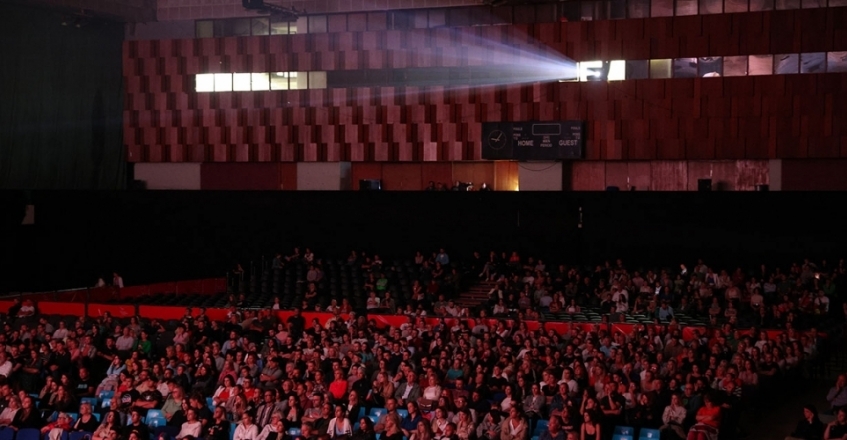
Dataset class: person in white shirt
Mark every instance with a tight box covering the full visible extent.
[659,394,687,439]
[112,272,124,288]
[815,290,831,313]
[0,353,12,378]
[0,396,20,426]
[257,412,285,440]
[115,328,136,352]
[52,322,69,341]
[327,406,352,439]
[234,413,260,440]
[176,409,203,440]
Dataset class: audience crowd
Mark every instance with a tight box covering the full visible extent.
[0,249,844,440]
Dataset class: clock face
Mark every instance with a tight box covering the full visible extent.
[487,129,508,150]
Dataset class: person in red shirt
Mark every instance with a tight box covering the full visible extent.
[686,393,720,440]
[329,370,348,403]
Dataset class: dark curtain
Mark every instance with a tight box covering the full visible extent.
[0,4,125,189]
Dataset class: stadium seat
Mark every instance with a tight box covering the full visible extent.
[17,429,40,440]
[639,428,660,439]
[533,420,548,435]
[69,432,92,440]
[147,409,164,420]
[614,426,635,436]
[396,409,409,419]
[612,436,633,440]
[367,415,378,424]
[147,417,167,428]
[357,407,366,420]
[287,428,301,437]
[80,397,98,408]
[0,428,15,440]
[98,390,114,401]
[369,408,386,418]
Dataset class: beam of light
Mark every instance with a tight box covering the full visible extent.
[418,26,580,86]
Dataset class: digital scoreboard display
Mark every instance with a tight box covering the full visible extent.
[481,121,585,160]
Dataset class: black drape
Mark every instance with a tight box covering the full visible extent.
[0,4,125,189]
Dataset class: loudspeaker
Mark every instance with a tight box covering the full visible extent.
[756,184,769,192]
[359,179,382,191]
[698,179,712,192]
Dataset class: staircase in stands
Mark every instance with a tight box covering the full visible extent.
[454,279,496,309]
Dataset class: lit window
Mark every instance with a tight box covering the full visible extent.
[271,72,290,90]
[828,52,847,72]
[650,59,672,78]
[233,73,251,91]
[607,61,626,80]
[195,74,214,92]
[213,73,232,91]
[251,73,270,91]
[673,58,699,78]
[578,61,602,81]
[800,53,826,73]
[699,57,723,77]
[290,72,308,90]
[308,72,327,89]
[748,55,773,75]
[723,56,748,76]
[774,54,799,74]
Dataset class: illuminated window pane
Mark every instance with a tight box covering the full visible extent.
[290,72,308,90]
[801,53,826,73]
[673,58,698,78]
[196,20,213,38]
[628,0,651,17]
[625,60,649,79]
[607,61,626,80]
[195,74,214,92]
[214,73,232,91]
[802,0,824,6]
[578,61,602,81]
[675,0,698,15]
[251,73,270,91]
[750,0,774,9]
[233,73,251,91]
[774,54,799,74]
[748,55,773,75]
[652,0,674,16]
[251,17,269,36]
[270,18,294,35]
[699,57,723,77]
[830,0,847,6]
[827,52,847,72]
[725,0,749,12]
[723,56,748,76]
[270,72,290,90]
[308,72,327,89]
[775,0,799,8]
[308,15,327,33]
[699,0,723,13]
[650,59,672,78]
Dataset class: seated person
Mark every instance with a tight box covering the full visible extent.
[786,405,825,440]
[824,408,847,440]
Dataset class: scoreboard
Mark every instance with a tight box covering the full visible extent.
[481,121,585,160]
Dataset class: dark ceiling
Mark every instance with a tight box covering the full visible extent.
[1,0,156,23]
